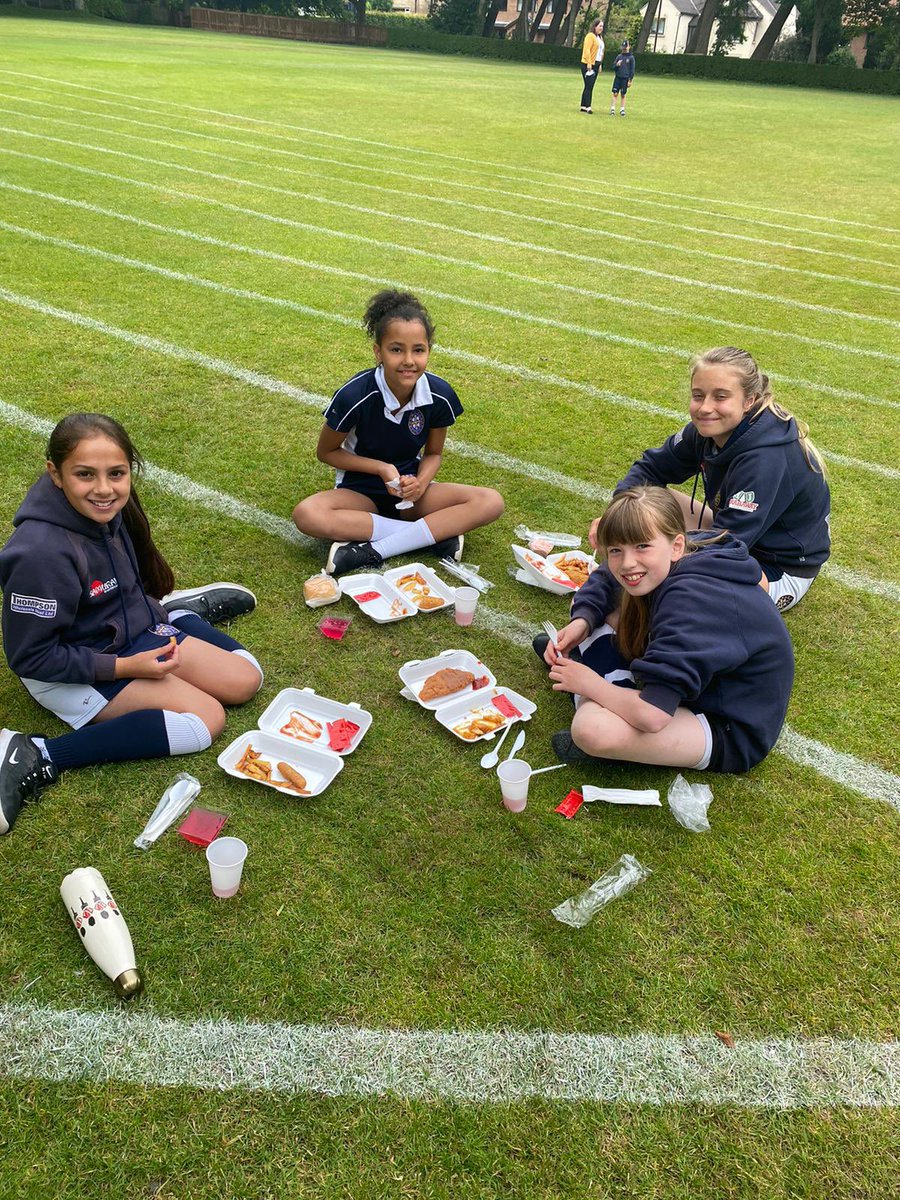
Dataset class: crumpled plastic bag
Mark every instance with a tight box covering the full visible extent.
[667,773,713,833]
[552,854,651,928]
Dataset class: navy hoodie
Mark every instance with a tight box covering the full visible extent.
[617,408,831,579]
[571,533,794,772]
[0,473,167,685]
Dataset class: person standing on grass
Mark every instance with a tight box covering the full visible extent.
[0,413,261,836]
[611,39,635,116]
[580,19,604,113]
[594,347,831,611]
[538,487,794,772]
[292,289,504,577]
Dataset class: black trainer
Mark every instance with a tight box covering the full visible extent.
[428,533,464,562]
[162,583,256,626]
[0,730,60,835]
[551,730,593,764]
[532,633,550,663]
[326,541,384,577]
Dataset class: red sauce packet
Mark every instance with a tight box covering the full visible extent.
[492,694,522,719]
[327,718,360,752]
[555,790,584,819]
[353,591,382,603]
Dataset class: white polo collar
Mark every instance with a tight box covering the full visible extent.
[374,365,433,425]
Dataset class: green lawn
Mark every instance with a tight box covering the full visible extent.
[0,14,898,1198]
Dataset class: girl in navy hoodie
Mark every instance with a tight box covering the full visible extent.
[545,487,794,772]
[598,347,830,611]
[0,413,263,836]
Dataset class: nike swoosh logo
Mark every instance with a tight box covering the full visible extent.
[9,748,19,765]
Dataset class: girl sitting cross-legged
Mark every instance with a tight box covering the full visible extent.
[543,487,795,773]
[0,413,262,836]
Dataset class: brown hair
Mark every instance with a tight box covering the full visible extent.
[47,414,175,599]
[363,289,435,346]
[594,487,695,661]
[690,346,826,475]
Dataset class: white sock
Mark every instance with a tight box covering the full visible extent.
[165,608,194,622]
[371,517,436,561]
[163,711,213,755]
[232,648,265,692]
[369,513,404,541]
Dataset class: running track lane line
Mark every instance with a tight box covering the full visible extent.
[3,67,899,238]
[1,397,898,812]
[1,1003,897,1108]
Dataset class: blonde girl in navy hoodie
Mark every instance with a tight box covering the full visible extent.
[0,413,262,835]
[600,347,830,611]
[544,487,794,772]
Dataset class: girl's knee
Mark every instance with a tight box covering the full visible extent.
[225,652,264,705]
[292,498,315,534]
[571,706,619,756]
[194,696,226,740]
[483,487,505,520]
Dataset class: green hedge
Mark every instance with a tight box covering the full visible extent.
[384,24,900,95]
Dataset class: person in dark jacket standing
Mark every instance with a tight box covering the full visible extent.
[611,39,635,116]
[543,487,794,772]
[595,346,830,611]
[0,413,262,836]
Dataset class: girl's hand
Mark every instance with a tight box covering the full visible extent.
[116,639,180,680]
[379,463,402,486]
[398,474,426,502]
[544,618,589,665]
[549,655,596,697]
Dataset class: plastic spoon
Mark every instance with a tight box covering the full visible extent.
[479,722,513,769]
[505,728,526,761]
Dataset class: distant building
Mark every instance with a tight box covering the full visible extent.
[639,0,797,57]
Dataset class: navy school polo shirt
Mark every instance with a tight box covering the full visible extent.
[323,367,463,490]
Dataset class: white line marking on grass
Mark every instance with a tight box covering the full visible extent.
[4,68,899,240]
[1,1003,898,1108]
[0,400,312,548]
[5,98,897,278]
[6,86,887,258]
[2,240,897,483]
[3,131,900,330]
[0,401,896,807]
[5,172,900,382]
[822,564,900,604]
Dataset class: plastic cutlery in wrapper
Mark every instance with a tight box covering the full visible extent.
[667,774,713,832]
[514,525,582,550]
[134,773,201,849]
[552,854,651,928]
[438,559,494,593]
[582,785,661,807]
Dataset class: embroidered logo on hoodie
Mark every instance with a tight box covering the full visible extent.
[89,577,119,598]
[11,593,58,619]
[728,490,759,513]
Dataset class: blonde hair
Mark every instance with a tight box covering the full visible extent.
[595,487,695,661]
[690,346,827,476]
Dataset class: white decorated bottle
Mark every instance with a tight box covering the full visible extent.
[60,867,143,1000]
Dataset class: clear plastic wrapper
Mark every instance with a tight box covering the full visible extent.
[514,524,581,549]
[551,854,651,928]
[134,773,201,849]
[438,559,494,593]
[667,773,713,832]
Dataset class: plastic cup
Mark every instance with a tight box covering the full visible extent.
[206,836,248,898]
[497,759,531,813]
[454,586,479,627]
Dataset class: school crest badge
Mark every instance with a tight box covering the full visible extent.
[728,490,759,512]
[407,410,425,437]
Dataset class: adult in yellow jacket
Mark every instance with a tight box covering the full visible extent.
[580,20,604,113]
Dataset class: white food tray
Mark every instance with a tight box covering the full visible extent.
[510,545,595,596]
[383,562,455,614]
[257,687,371,756]
[217,730,344,797]
[398,649,496,711]
[434,686,537,744]
[340,573,416,623]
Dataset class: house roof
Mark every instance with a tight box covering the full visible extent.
[646,0,764,18]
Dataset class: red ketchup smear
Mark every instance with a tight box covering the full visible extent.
[327,718,360,752]
[553,578,579,589]
[353,591,382,604]
[471,675,490,691]
[492,695,522,720]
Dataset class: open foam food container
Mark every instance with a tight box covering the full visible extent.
[510,545,596,596]
[257,687,372,756]
[398,649,497,711]
[433,686,537,744]
[382,562,455,614]
[217,729,345,797]
[340,573,417,623]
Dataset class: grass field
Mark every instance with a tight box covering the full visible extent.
[0,13,898,1198]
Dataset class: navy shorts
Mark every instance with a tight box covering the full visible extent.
[612,77,630,95]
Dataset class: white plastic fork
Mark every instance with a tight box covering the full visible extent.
[542,619,559,654]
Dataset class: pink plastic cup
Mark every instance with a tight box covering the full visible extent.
[454,587,479,627]
[497,759,530,813]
